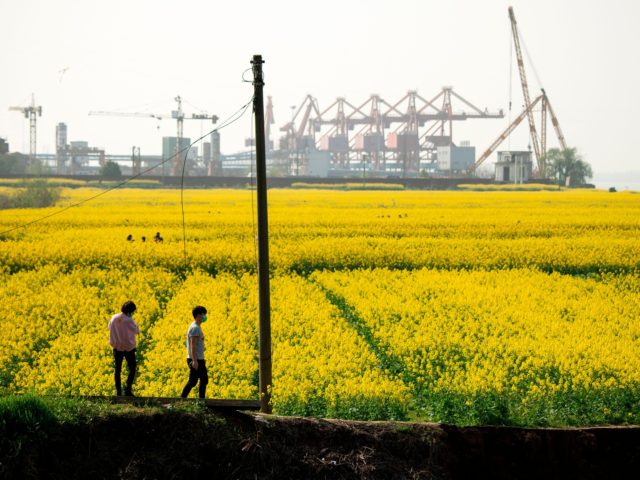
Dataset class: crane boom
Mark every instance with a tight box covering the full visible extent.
[509,6,542,169]
[469,94,543,173]
[89,96,217,176]
[541,89,567,150]
[89,111,164,119]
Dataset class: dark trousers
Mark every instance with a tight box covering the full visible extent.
[181,359,208,399]
[113,348,136,395]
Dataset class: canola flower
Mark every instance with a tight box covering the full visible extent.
[312,268,640,424]
[1,187,639,424]
[1,188,638,275]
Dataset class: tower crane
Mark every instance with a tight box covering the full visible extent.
[265,96,275,151]
[89,96,218,175]
[9,94,42,164]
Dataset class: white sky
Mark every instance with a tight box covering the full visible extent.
[1,0,639,179]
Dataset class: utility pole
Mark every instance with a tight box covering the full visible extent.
[252,54,272,415]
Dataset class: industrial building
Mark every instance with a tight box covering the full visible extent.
[4,7,570,184]
[437,143,476,174]
[494,151,533,183]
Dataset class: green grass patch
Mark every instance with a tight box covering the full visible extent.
[290,182,405,190]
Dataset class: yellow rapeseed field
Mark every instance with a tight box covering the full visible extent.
[1,186,639,424]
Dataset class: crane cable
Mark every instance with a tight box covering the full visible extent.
[508,27,513,151]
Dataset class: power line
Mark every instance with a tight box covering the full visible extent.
[177,96,254,271]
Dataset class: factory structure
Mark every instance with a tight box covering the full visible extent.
[256,87,504,178]
[4,8,568,183]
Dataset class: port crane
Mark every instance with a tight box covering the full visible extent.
[469,94,543,173]
[89,96,218,175]
[509,6,568,177]
[8,94,42,163]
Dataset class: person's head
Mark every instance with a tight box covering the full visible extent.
[121,300,137,316]
[192,305,207,323]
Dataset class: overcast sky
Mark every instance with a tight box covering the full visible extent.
[1,0,639,181]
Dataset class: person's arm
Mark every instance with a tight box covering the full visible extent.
[190,335,199,370]
[130,318,140,335]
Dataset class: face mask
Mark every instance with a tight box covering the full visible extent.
[201,315,208,323]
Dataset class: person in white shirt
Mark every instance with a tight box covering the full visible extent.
[180,305,209,399]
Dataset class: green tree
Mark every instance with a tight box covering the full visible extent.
[0,153,28,175]
[544,148,593,187]
[100,161,122,179]
[0,180,61,210]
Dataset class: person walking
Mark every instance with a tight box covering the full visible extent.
[181,305,209,399]
[108,300,140,396]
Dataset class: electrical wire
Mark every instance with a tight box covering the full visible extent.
[180,143,190,273]
[178,96,254,272]
[241,67,254,83]
[0,97,254,237]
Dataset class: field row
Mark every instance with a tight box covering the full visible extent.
[2,266,639,424]
[2,236,638,275]
[2,189,638,275]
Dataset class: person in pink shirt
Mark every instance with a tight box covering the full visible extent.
[108,300,140,396]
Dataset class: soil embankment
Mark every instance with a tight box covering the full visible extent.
[3,410,640,479]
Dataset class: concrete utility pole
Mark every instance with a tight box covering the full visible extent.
[251,54,273,415]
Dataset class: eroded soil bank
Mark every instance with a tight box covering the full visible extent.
[3,409,640,479]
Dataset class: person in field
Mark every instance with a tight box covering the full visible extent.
[107,300,140,396]
[181,305,209,399]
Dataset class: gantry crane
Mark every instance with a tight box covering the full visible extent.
[8,94,42,163]
[89,96,218,175]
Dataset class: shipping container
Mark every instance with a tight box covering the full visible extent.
[387,132,420,151]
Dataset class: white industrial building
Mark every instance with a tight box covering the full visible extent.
[494,150,533,183]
